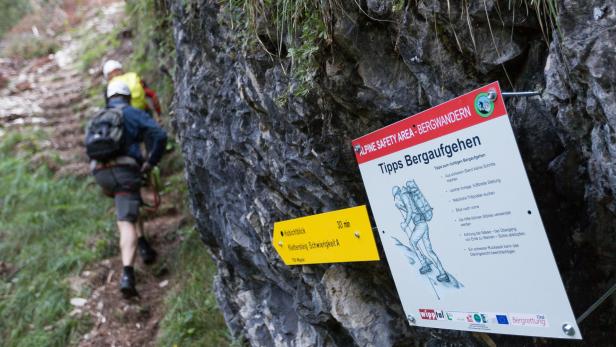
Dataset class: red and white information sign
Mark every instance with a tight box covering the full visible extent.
[353,82,581,339]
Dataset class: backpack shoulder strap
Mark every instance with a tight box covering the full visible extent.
[104,105,126,119]
[108,104,126,111]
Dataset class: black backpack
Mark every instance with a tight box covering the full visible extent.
[85,107,126,161]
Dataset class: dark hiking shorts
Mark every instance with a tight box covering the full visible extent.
[93,166,142,222]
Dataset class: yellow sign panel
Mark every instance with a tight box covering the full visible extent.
[272,205,380,265]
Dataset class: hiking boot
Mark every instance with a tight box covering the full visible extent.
[437,273,451,283]
[419,264,432,274]
[120,267,138,298]
[138,237,157,265]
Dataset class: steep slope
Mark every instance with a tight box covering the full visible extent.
[0,3,124,173]
[170,0,615,346]
[0,2,216,346]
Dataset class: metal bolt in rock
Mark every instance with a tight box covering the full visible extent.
[562,323,576,336]
[278,241,283,247]
[502,91,541,98]
[407,315,416,324]
[353,144,361,153]
[354,231,360,238]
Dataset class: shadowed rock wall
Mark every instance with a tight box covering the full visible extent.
[170,0,615,345]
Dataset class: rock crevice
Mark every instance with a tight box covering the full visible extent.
[170,1,615,345]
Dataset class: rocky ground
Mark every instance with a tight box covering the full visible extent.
[0,2,185,346]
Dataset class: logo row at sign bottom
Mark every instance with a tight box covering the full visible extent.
[418,309,548,328]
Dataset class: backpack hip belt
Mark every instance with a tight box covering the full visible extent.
[92,156,139,172]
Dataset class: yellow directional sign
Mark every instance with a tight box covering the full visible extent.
[272,205,380,265]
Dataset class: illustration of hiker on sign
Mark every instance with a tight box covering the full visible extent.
[392,180,463,298]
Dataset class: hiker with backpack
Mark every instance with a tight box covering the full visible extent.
[102,59,162,122]
[394,180,450,283]
[86,81,167,298]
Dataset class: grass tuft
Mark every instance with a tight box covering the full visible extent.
[79,24,121,71]
[125,0,176,121]
[0,1,30,39]
[227,0,329,100]
[122,2,232,345]
[156,227,232,346]
[2,34,60,60]
[0,131,115,347]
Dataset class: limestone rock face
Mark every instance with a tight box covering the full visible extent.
[169,0,615,345]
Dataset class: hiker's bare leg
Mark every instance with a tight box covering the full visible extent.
[117,221,138,266]
[135,217,144,238]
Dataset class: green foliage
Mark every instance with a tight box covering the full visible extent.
[0,131,115,347]
[0,130,45,157]
[79,25,121,71]
[225,0,561,101]
[125,0,175,119]
[2,34,60,60]
[518,0,560,40]
[287,9,327,97]
[392,0,405,13]
[0,1,30,38]
[122,3,232,345]
[227,0,328,100]
[156,227,232,346]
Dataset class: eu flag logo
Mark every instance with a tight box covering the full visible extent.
[496,315,509,324]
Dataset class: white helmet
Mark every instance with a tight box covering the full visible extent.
[107,81,131,98]
[102,60,123,79]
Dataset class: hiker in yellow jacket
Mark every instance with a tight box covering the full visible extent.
[102,60,162,122]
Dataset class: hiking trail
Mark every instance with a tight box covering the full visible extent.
[0,2,185,346]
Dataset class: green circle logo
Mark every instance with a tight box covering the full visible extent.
[474,92,494,118]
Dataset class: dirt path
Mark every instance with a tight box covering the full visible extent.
[77,213,186,347]
[0,2,183,346]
